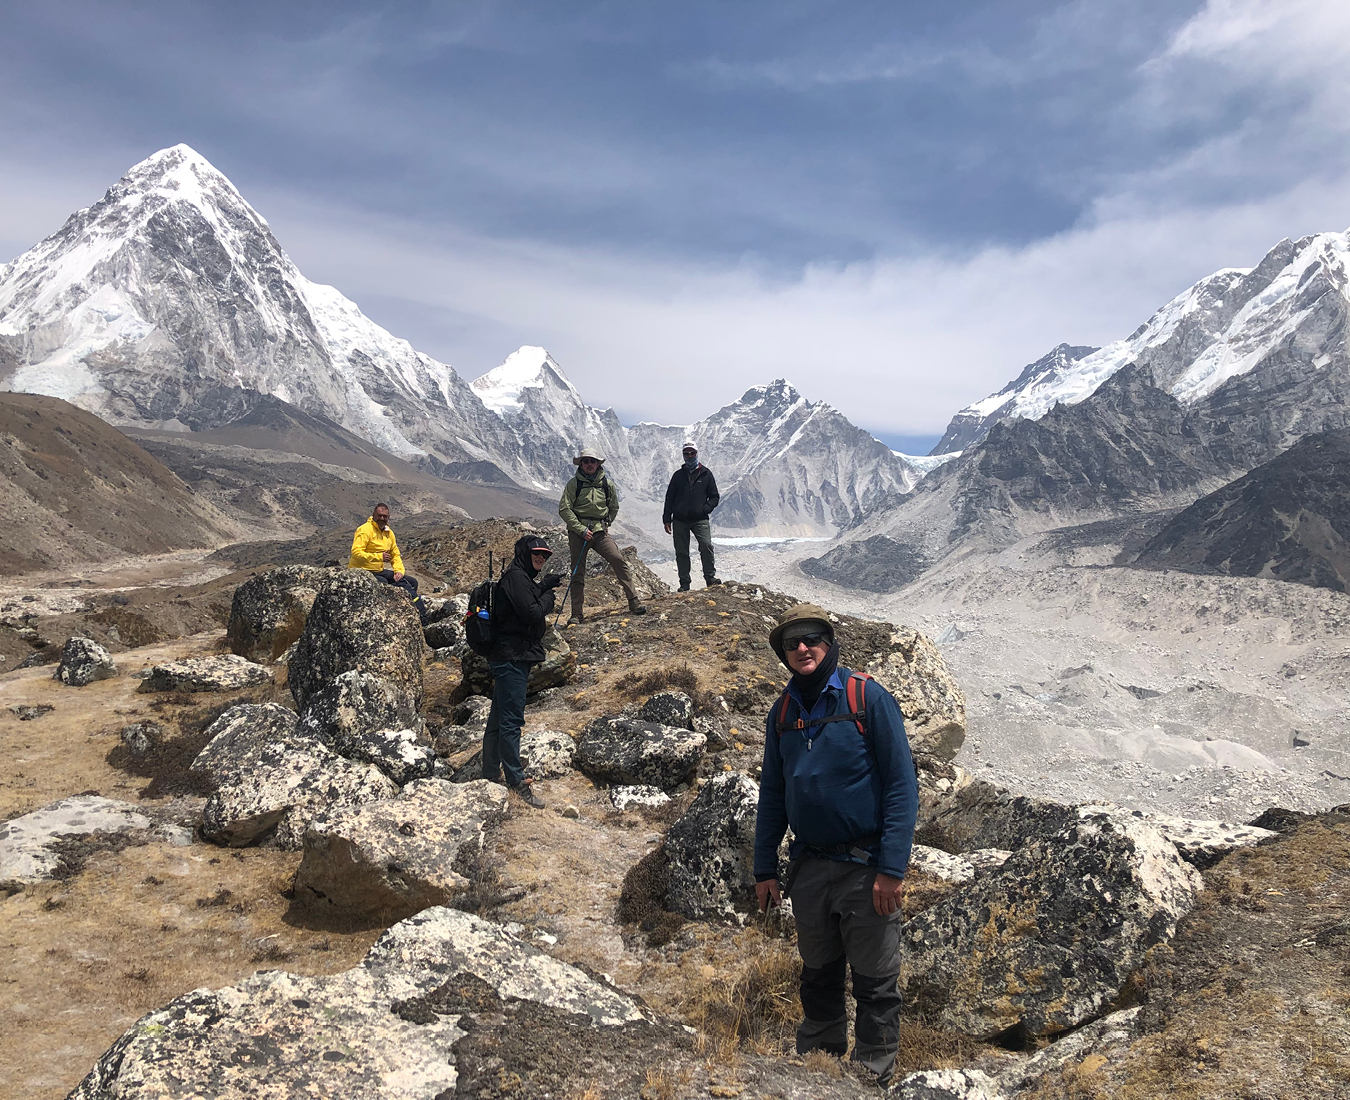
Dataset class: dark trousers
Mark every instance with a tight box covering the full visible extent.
[374,569,427,623]
[567,530,639,615]
[482,659,532,787]
[791,859,903,1086]
[672,518,716,587]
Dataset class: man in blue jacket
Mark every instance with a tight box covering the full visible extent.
[753,603,918,1087]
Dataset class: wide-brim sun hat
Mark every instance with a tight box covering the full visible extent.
[768,603,834,662]
[573,445,606,465]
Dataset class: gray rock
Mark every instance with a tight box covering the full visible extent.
[894,1069,1006,1100]
[693,713,733,751]
[1138,811,1278,868]
[190,703,397,849]
[899,806,1202,1038]
[292,779,510,923]
[11,704,54,721]
[137,654,274,694]
[119,721,163,755]
[863,625,966,760]
[994,1007,1139,1095]
[297,670,432,783]
[914,763,1075,854]
[226,564,335,662]
[288,570,424,711]
[573,716,706,791]
[69,907,642,1100]
[640,691,694,730]
[53,636,116,687]
[455,695,493,731]
[610,785,671,811]
[459,628,575,696]
[665,772,760,919]
[908,845,1013,884]
[0,795,152,888]
[445,729,576,784]
[423,618,462,650]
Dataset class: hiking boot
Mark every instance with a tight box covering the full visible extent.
[509,781,545,809]
[677,584,690,592]
[705,577,723,587]
[567,612,585,626]
[628,598,648,615]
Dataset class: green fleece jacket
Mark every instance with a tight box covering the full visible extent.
[558,469,620,537]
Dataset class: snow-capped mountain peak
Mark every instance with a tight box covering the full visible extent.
[471,346,581,416]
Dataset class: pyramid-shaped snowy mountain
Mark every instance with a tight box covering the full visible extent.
[0,144,514,472]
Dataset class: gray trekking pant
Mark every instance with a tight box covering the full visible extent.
[567,529,638,615]
[672,518,716,588]
[791,858,903,1086]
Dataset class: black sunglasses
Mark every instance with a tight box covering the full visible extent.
[785,632,829,650]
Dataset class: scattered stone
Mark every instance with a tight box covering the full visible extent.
[1,795,153,888]
[69,907,642,1099]
[864,625,966,760]
[225,564,335,662]
[423,618,463,650]
[610,785,671,811]
[899,806,1202,1038]
[520,728,575,779]
[1137,811,1278,868]
[665,772,760,919]
[287,570,424,711]
[292,780,511,923]
[459,628,575,696]
[119,721,164,755]
[640,690,694,730]
[137,655,274,694]
[574,716,706,791]
[190,704,397,849]
[10,704,54,721]
[693,713,733,750]
[53,636,116,687]
[894,1069,1006,1100]
[561,805,580,819]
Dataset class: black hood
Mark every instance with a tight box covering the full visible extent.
[512,534,553,576]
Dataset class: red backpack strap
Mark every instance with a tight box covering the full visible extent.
[846,673,873,737]
[774,689,795,737]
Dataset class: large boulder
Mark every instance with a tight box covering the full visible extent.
[573,716,706,790]
[288,571,424,711]
[292,779,510,923]
[190,704,397,849]
[69,907,644,1100]
[1,796,155,888]
[226,565,336,662]
[899,807,1203,1039]
[1137,812,1277,869]
[298,669,433,784]
[665,772,760,919]
[137,654,274,694]
[640,691,694,730]
[52,636,116,687]
[459,628,575,696]
[864,625,967,760]
[446,729,577,784]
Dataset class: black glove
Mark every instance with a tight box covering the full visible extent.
[540,573,565,590]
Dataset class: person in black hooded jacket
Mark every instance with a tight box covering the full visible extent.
[482,535,563,808]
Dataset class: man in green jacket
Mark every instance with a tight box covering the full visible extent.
[558,446,647,623]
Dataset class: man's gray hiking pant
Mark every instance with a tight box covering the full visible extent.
[672,518,716,587]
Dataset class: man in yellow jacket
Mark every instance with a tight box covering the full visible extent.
[349,502,428,622]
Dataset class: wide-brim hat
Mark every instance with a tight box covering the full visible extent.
[573,445,606,465]
[768,603,835,662]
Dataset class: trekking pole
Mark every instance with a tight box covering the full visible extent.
[553,539,592,628]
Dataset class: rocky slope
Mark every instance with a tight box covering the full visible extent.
[1130,426,1350,593]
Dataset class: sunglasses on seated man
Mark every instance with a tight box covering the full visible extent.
[784,631,829,650]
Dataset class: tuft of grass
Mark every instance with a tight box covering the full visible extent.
[681,930,801,1049]
[614,662,721,714]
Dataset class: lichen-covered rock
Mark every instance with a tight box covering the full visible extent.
[610,785,670,811]
[640,691,694,730]
[574,716,706,791]
[68,907,642,1100]
[446,729,577,784]
[292,779,510,923]
[119,721,163,755]
[190,703,397,849]
[1138,812,1278,868]
[994,1007,1138,1096]
[226,564,335,662]
[865,626,966,760]
[459,628,575,696]
[665,772,760,918]
[907,846,1013,884]
[288,570,424,710]
[899,807,1203,1039]
[52,636,116,687]
[297,669,432,783]
[0,795,153,888]
[913,761,1074,855]
[137,654,274,694]
[894,1069,1006,1100]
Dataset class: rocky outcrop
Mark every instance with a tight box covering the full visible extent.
[864,626,966,760]
[68,907,644,1100]
[893,1069,1005,1100]
[52,636,116,687]
[899,807,1202,1038]
[137,654,274,694]
[459,628,575,696]
[292,779,510,923]
[226,564,335,662]
[574,716,706,791]
[640,690,694,729]
[297,669,432,784]
[288,570,424,711]
[190,704,397,849]
[1,796,158,888]
[1137,812,1277,869]
[908,845,1011,885]
[665,773,760,919]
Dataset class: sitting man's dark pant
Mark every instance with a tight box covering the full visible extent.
[374,569,427,622]
[482,659,531,787]
[672,518,716,588]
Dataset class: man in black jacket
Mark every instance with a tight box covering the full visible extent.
[482,535,564,808]
[663,440,721,592]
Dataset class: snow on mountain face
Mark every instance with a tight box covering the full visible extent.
[0,144,510,468]
[939,229,1350,451]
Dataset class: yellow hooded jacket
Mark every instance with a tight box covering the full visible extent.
[349,519,404,573]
